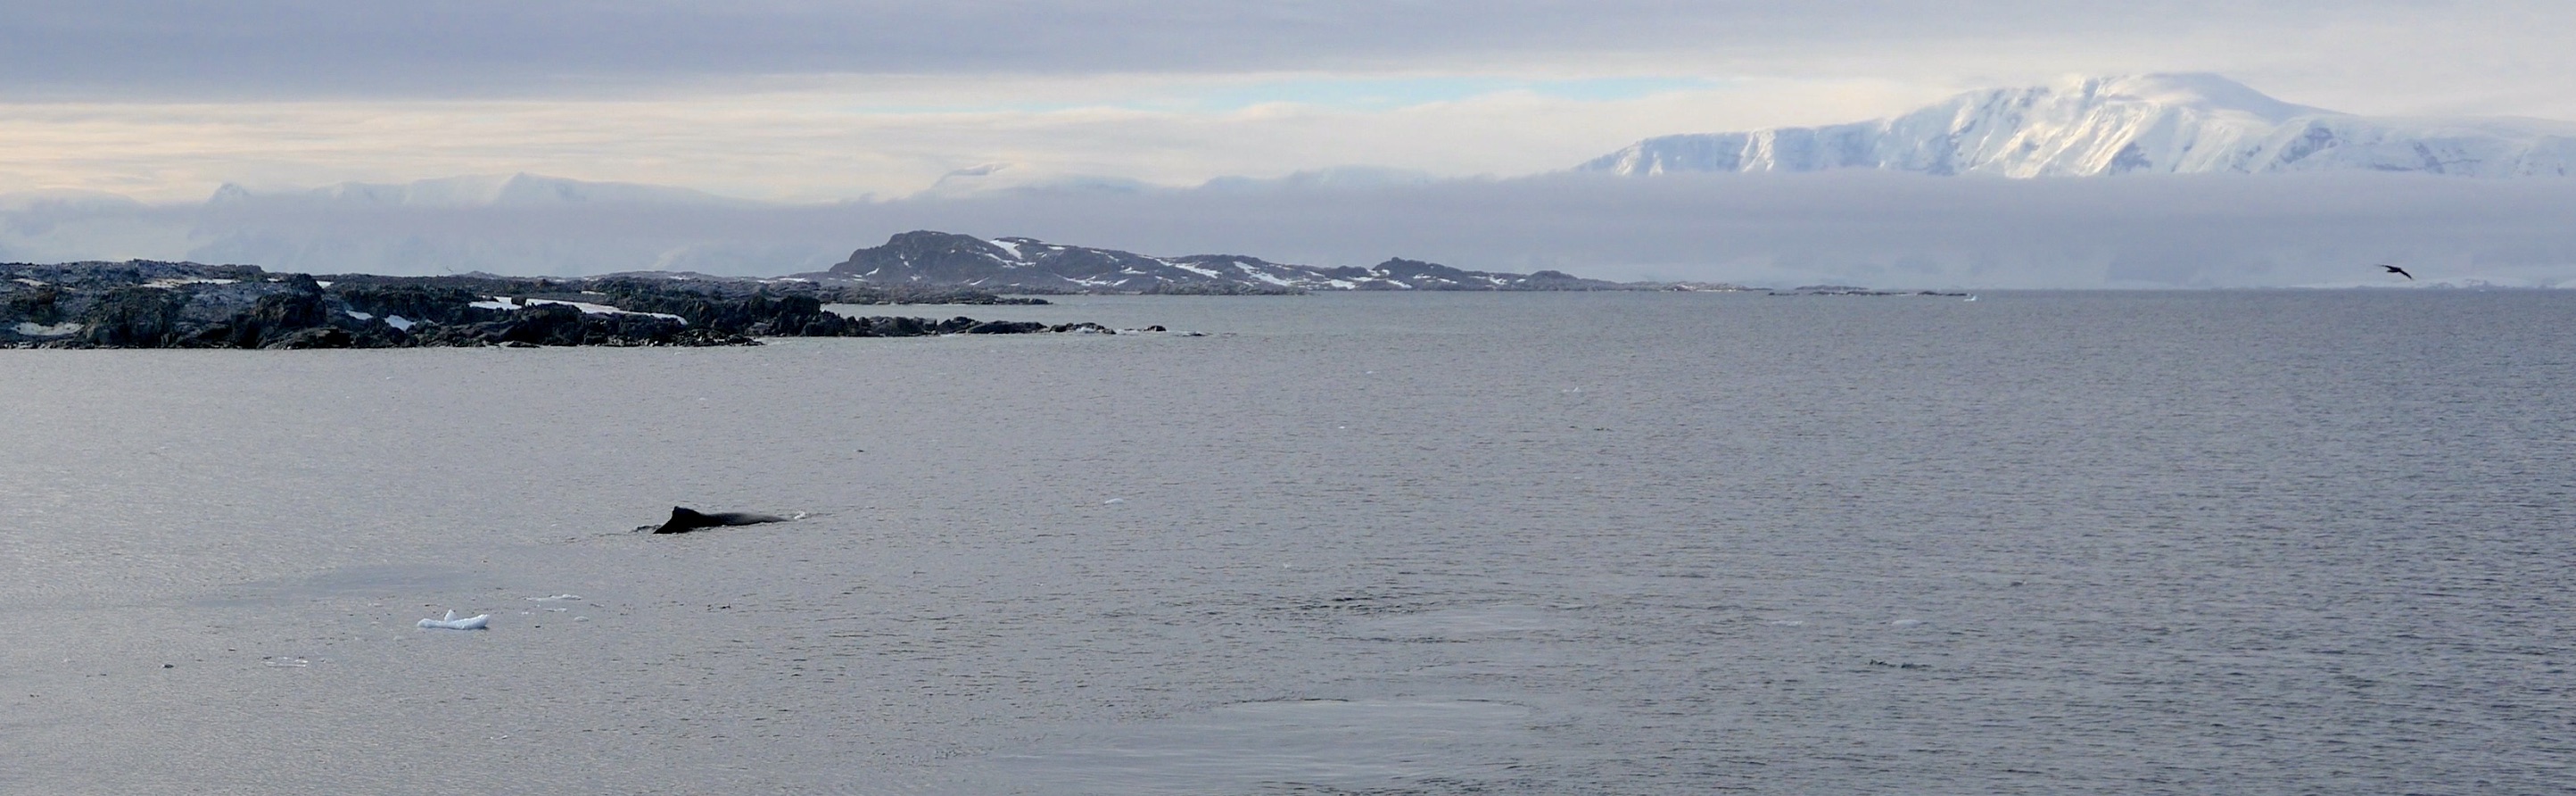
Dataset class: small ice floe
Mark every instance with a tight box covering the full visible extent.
[417,609,491,630]
[524,594,582,601]
[1764,619,1805,626]
[1102,498,1126,505]
[1889,618,1924,626]
[262,657,310,667]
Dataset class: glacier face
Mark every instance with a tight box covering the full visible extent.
[1580,74,2576,178]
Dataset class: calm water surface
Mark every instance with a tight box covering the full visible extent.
[3,291,2571,794]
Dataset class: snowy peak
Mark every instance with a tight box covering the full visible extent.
[2061,73,2329,123]
[1581,73,2576,178]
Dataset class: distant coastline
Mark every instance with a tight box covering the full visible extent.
[7,229,2015,349]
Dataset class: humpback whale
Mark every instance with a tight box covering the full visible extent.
[648,506,794,535]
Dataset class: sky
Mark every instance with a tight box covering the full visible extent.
[4,1,2575,286]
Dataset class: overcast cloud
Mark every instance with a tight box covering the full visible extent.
[3,3,2570,118]
[0,2,2428,96]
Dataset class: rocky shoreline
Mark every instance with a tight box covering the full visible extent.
[4,261,1130,349]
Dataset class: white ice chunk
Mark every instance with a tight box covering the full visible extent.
[524,594,582,601]
[417,609,491,630]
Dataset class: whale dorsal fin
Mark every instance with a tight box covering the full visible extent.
[653,506,714,534]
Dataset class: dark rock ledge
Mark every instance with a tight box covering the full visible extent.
[1766,284,1971,297]
[3,261,1119,349]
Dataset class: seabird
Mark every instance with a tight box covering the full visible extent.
[2380,264,2414,280]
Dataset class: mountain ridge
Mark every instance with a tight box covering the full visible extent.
[1580,73,2576,178]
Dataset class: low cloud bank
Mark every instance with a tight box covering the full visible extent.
[6,172,2573,288]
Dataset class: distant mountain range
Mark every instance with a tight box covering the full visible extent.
[809,230,1688,294]
[1581,73,2576,178]
[0,176,1742,290]
[207,172,756,209]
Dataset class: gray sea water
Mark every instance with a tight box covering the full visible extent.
[4,290,2572,795]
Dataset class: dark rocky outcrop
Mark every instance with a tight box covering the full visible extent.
[2,261,1126,350]
[79,286,191,347]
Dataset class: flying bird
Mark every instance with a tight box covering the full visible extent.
[2379,264,2414,280]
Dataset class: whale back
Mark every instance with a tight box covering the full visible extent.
[652,506,789,534]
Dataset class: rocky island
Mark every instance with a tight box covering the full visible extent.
[802,230,1747,294]
[3,261,1120,349]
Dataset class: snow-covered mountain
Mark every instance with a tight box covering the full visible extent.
[819,230,1645,293]
[1580,73,2576,178]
